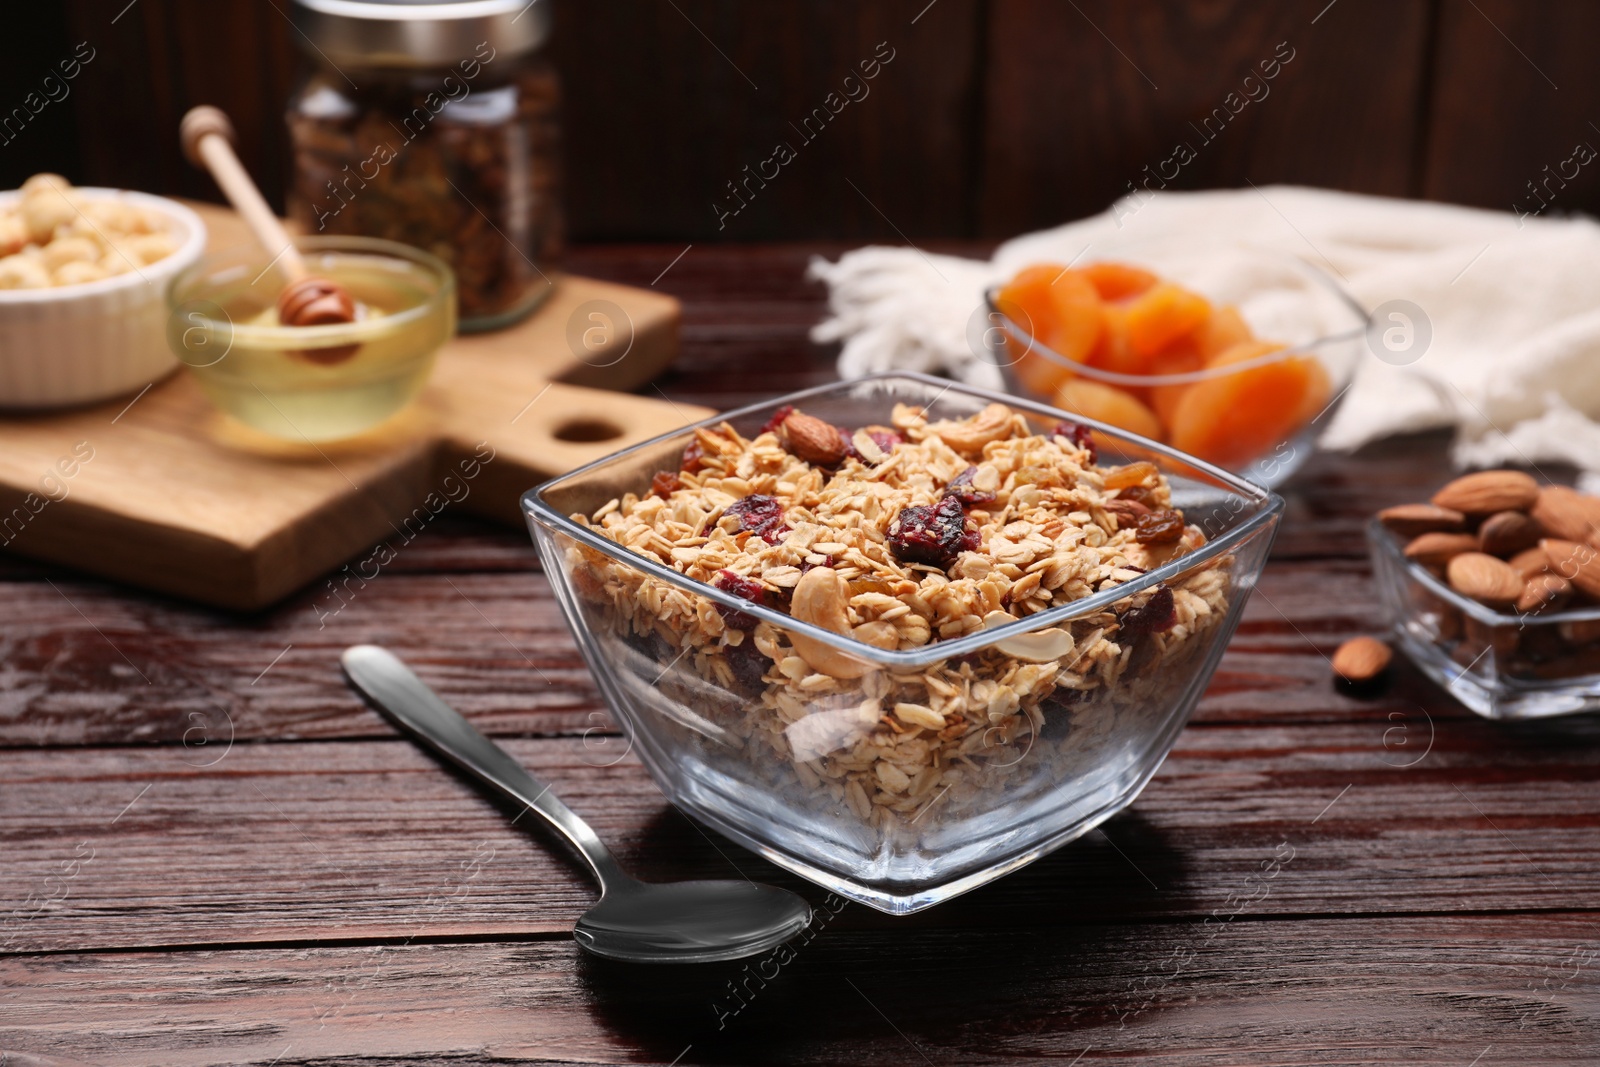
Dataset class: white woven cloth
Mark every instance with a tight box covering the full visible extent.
[809,185,1600,484]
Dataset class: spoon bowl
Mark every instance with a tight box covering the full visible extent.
[340,644,814,963]
[577,878,813,963]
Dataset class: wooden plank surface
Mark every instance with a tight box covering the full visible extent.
[4,917,1598,1066]
[1421,0,1600,213]
[44,1,1600,240]
[2,242,1599,1066]
[977,0,1436,236]
[3,716,1600,953]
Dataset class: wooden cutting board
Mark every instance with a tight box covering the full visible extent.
[0,202,712,610]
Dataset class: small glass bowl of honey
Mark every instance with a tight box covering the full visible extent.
[167,236,455,441]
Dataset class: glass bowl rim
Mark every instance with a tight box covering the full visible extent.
[167,234,456,347]
[524,371,1286,669]
[1368,518,1600,627]
[981,249,1371,389]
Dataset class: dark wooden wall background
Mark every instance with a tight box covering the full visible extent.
[1,0,1595,241]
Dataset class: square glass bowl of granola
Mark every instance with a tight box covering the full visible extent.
[523,373,1283,912]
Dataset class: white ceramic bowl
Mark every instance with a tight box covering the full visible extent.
[0,189,207,409]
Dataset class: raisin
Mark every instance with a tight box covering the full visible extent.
[714,570,768,630]
[1119,485,1156,506]
[946,467,996,508]
[759,405,795,435]
[848,575,895,597]
[680,437,707,473]
[650,471,681,498]
[888,495,980,569]
[725,494,790,544]
[1051,420,1098,464]
[1119,586,1176,636]
[1133,510,1185,544]
[726,641,770,692]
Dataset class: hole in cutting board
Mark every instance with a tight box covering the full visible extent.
[553,417,625,443]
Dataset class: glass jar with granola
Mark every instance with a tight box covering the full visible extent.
[286,0,561,331]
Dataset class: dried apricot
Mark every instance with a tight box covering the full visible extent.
[1083,261,1158,302]
[1123,283,1212,359]
[1142,338,1207,426]
[1087,303,1139,375]
[1193,305,1254,358]
[1166,343,1332,469]
[1053,379,1163,442]
[997,266,1103,396]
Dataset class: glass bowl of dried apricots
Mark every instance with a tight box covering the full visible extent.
[985,246,1369,487]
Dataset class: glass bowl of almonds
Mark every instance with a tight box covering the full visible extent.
[0,174,206,408]
[524,373,1283,912]
[1370,470,1600,720]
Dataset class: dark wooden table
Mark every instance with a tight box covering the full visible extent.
[3,244,1597,1067]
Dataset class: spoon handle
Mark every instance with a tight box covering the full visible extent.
[341,644,628,893]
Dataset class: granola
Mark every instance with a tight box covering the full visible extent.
[565,401,1232,828]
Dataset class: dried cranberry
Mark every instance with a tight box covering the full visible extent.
[867,429,903,455]
[681,437,707,473]
[759,405,795,435]
[1051,420,1098,464]
[946,467,996,508]
[724,494,790,544]
[650,471,681,498]
[799,555,837,574]
[1133,510,1185,545]
[887,495,980,569]
[1119,586,1176,636]
[838,427,863,463]
[714,570,768,630]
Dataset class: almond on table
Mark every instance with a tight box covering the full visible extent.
[1530,485,1600,544]
[1332,636,1391,683]
[1430,470,1540,514]
[1447,552,1524,607]
[1377,503,1467,538]
[1477,510,1543,556]
[1403,531,1479,567]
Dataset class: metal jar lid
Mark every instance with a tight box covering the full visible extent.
[291,0,551,69]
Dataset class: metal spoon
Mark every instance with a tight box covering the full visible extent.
[340,644,813,963]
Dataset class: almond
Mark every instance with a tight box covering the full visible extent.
[780,410,848,466]
[1530,485,1600,544]
[1377,503,1466,538]
[1447,552,1525,605]
[1404,532,1479,567]
[1540,538,1600,599]
[1431,469,1540,514]
[1332,636,1391,683]
[1477,509,1543,557]
[1508,545,1551,579]
[1516,573,1572,615]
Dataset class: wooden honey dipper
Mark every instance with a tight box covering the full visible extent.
[180,106,359,352]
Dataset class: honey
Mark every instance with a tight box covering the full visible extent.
[168,238,455,441]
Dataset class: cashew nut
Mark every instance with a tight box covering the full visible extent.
[929,403,1014,455]
[789,566,874,679]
